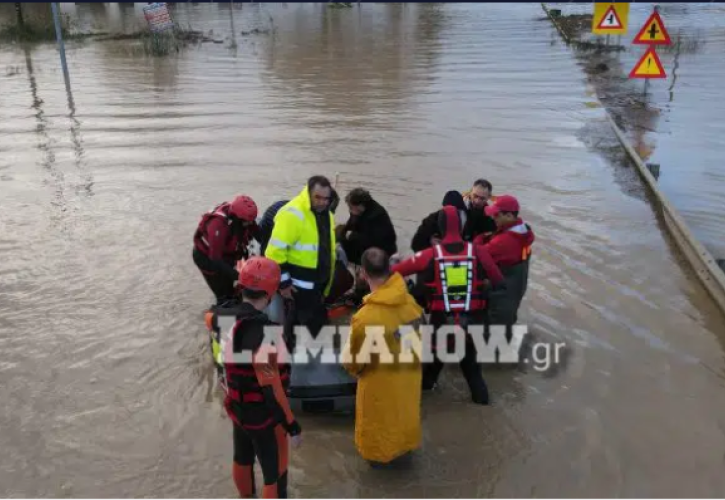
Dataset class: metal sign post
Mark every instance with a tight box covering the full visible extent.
[50,2,71,91]
[229,0,238,49]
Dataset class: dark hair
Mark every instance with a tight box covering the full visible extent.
[441,190,466,211]
[330,188,340,213]
[345,188,373,207]
[361,247,390,279]
[241,287,269,300]
[307,175,332,191]
[501,211,519,218]
[473,179,493,192]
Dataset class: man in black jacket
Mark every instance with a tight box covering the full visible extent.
[410,183,496,253]
[337,188,397,265]
[462,178,496,241]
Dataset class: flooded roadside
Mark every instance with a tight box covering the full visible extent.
[1,3,725,497]
[545,2,725,263]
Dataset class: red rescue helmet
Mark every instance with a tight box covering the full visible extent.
[237,257,281,297]
[229,195,258,222]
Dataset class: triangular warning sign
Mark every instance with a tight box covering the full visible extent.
[596,5,623,30]
[629,47,666,79]
[633,11,671,45]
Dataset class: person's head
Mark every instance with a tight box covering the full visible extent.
[441,191,466,234]
[360,247,390,290]
[307,175,333,213]
[236,257,281,310]
[441,190,466,211]
[469,179,493,209]
[345,188,373,217]
[484,194,519,227]
[228,195,258,231]
[330,188,340,214]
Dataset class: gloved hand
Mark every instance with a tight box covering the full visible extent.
[286,419,302,448]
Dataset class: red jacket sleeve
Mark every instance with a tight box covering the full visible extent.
[474,245,504,286]
[473,232,494,246]
[482,234,513,267]
[205,217,229,261]
[391,249,433,277]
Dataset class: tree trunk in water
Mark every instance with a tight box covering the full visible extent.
[15,3,24,28]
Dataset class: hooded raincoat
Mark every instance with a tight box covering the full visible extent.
[342,272,425,464]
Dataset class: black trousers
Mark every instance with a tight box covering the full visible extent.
[233,423,289,498]
[422,311,489,405]
[193,249,235,303]
[284,288,328,350]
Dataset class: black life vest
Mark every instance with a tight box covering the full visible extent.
[211,306,289,429]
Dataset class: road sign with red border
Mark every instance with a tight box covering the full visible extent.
[633,11,671,45]
[629,46,667,79]
[597,6,623,30]
[592,3,630,35]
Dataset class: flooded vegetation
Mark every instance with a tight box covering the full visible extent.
[0,3,227,55]
[0,3,73,43]
[1,3,725,497]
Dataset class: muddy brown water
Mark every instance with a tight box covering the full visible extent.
[1,3,725,497]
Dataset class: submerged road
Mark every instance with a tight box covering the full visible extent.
[1,3,724,497]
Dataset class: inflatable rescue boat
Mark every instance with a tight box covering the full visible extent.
[204,245,361,414]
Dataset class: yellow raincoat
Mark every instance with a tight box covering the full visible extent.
[342,272,425,463]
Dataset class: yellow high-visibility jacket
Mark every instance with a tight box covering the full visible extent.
[264,186,336,296]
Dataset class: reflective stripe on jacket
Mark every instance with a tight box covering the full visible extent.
[264,186,336,296]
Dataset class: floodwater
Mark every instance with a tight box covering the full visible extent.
[1,3,725,497]
[548,1,725,261]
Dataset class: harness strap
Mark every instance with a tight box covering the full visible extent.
[228,389,264,404]
[434,243,474,313]
[242,393,264,403]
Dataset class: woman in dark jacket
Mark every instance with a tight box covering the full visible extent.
[337,188,397,265]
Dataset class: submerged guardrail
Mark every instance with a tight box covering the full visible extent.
[541,3,725,316]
